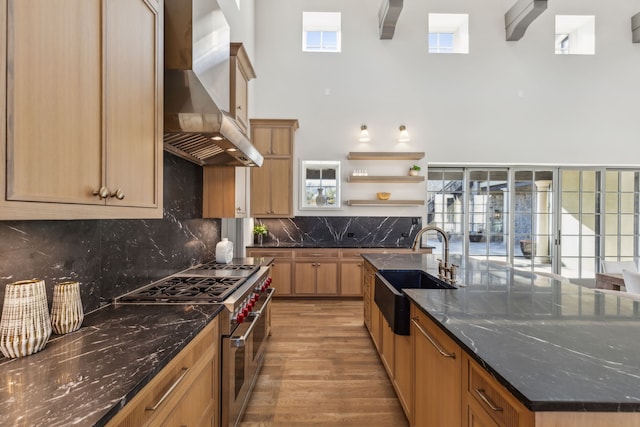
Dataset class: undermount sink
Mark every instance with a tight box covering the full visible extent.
[374,270,455,335]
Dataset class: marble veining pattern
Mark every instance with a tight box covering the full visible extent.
[0,154,221,313]
[0,303,223,427]
[253,216,421,247]
[364,253,640,412]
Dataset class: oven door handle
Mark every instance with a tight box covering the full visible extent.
[232,313,260,348]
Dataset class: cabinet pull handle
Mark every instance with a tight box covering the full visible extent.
[411,317,455,359]
[110,188,125,200]
[475,388,503,412]
[92,186,110,200]
[145,367,189,411]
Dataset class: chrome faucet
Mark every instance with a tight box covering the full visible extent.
[412,225,458,284]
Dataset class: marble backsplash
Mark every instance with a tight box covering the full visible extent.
[254,216,422,247]
[0,154,220,313]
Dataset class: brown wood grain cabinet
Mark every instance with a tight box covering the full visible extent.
[245,248,294,296]
[0,0,162,220]
[462,353,534,427]
[294,249,339,295]
[229,43,256,134]
[250,119,298,218]
[106,317,219,427]
[203,167,249,218]
[411,303,462,427]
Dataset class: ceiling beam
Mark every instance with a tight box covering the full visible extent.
[505,0,547,41]
[378,0,403,40]
[632,12,640,43]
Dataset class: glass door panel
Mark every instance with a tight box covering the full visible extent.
[558,169,601,278]
[426,169,464,255]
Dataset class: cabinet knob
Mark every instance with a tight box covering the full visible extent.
[110,188,125,200]
[92,186,110,200]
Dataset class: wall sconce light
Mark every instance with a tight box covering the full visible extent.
[358,125,371,142]
[398,125,410,142]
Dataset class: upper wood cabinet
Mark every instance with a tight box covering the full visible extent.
[251,119,298,157]
[250,119,298,218]
[203,166,249,218]
[229,43,256,134]
[0,0,163,220]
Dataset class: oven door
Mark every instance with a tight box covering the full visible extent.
[250,287,274,370]
[221,287,273,427]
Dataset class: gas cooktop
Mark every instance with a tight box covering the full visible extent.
[118,276,244,303]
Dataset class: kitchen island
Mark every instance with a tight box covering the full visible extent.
[364,253,640,426]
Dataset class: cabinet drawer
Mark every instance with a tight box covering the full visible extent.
[294,249,339,258]
[466,357,531,427]
[247,249,293,259]
[107,319,217,427]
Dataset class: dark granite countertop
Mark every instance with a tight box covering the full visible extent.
[363,253,640,413]
[247,242,428,249]
[0,299,223,426]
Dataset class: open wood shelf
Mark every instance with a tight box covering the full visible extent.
[347,175,424,183]
[347,200,425,206]
[347,152,425,160]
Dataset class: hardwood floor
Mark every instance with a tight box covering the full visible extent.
[239,299,409,427]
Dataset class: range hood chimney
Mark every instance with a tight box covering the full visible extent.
[163,0,263,167]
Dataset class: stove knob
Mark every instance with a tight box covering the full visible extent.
[243,307,250,317]
[237,313,245,323]
[266,277,272,285]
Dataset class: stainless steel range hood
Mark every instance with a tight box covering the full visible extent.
[163,0,263,167]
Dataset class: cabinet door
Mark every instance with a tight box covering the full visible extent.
[270,128,292,156]
[6,0,103,204]
[316,262,338,295]
[251,126,273,155]
[412,306,461,427]
[250,159,273,216]
[340,261,363,296]
[203,166,236,218]
[394,333,412,419]
[233,61,249,132]
[104,0,160,208]
[381,319,395,377]
[370,302,382,351]
[269,158,292,216]
[294,262,317,294]
[271,260,293,296]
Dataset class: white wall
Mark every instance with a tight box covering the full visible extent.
[251,0,640,217]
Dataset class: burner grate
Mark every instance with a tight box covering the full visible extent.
[120,276,243,303]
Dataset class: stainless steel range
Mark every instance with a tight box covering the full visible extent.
[116,260,274,427]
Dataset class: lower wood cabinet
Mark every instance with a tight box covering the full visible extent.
[339,260,363,296]
[411,303,461,427]
[294,261,338,295]
[246,249,293,296]
[106,317,219,427]
[462,353,534,427]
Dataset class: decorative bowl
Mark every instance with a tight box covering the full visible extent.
[377,192,391,200]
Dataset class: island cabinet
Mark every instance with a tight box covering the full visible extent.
[362,260,376,331]
[0,0,163,220]
[106,316,219,427]
[293,249,339,295]
[411,303,462,427]
[462,353,534,427]
[250,119,298,218]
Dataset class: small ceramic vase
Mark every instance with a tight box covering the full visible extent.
[50,281,84,335]
[0,279,52,358]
